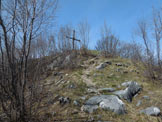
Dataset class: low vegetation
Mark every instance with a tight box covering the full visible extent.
[0,0,162,122]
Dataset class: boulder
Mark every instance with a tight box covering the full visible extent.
[140,107,161,116]
[83,95,126,114]
[96,63,107,70]
[121,81,133,87]
[99,97,126,115]
[98,88,116,92]
[113,81,142,102]
[81,105,98,113]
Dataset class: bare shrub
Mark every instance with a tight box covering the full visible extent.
[137,20,156,80]
[119,42,143,61]
[0,0,58,121]
[78,20,90,50]
[57,25,74,53]
[95,23,120,57]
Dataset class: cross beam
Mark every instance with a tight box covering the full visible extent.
[66,30,80,50]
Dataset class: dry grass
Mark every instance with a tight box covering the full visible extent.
[28,55,162,122]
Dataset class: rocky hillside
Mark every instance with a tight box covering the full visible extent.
[38,54,162,122]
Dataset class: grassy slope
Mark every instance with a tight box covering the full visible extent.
[40,55,162,122]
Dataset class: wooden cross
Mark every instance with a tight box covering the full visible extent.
[66,30,81,50]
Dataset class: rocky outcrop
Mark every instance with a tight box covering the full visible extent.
[113,81,142,102]
[82,95,126,114]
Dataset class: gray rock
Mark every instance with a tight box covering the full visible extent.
[96,63,107,70]
[121,81,133,87]
[99,97,126,114]
[73,100,80,106]
[140,107,161,116]
[59,97,70,105]
[113,88,129,100]
[114,81,142,102]
[143,96,150,100]
[84,95,126,114]
[136,100,142,107]
[98,88,116,92]
[87,88,98,93]
[80,96,87,100]
[81,105,98,113]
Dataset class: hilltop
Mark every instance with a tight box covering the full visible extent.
[31,51,162,122]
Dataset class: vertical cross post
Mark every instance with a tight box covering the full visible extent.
[72,30,75,50]
[66,29,81,50]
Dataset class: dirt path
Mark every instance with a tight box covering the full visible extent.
[81,58,97,87]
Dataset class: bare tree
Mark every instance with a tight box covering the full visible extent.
[119,42,143,61]
[0,0,58,121]
[57,25,73,53]
[153,8,162,66]
[78,20,90,49]
[137,20,156,80]
[96,22,119,57]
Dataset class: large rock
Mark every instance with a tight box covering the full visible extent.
[113,81,142,102]
[121,81,133,87]
[98,88,116,92]
[140,107,161,116]
[81,105,98,113]
[83,95,126,114]
[99,98,126,115]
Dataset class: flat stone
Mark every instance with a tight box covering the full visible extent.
[143,96,150,100]
[87,88,98,93]
[96,63,107,70]
[98,88,116,92]
[136,100,142,107]
[140,107,161,116]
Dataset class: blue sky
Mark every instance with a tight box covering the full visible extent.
[56,0,162,49]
